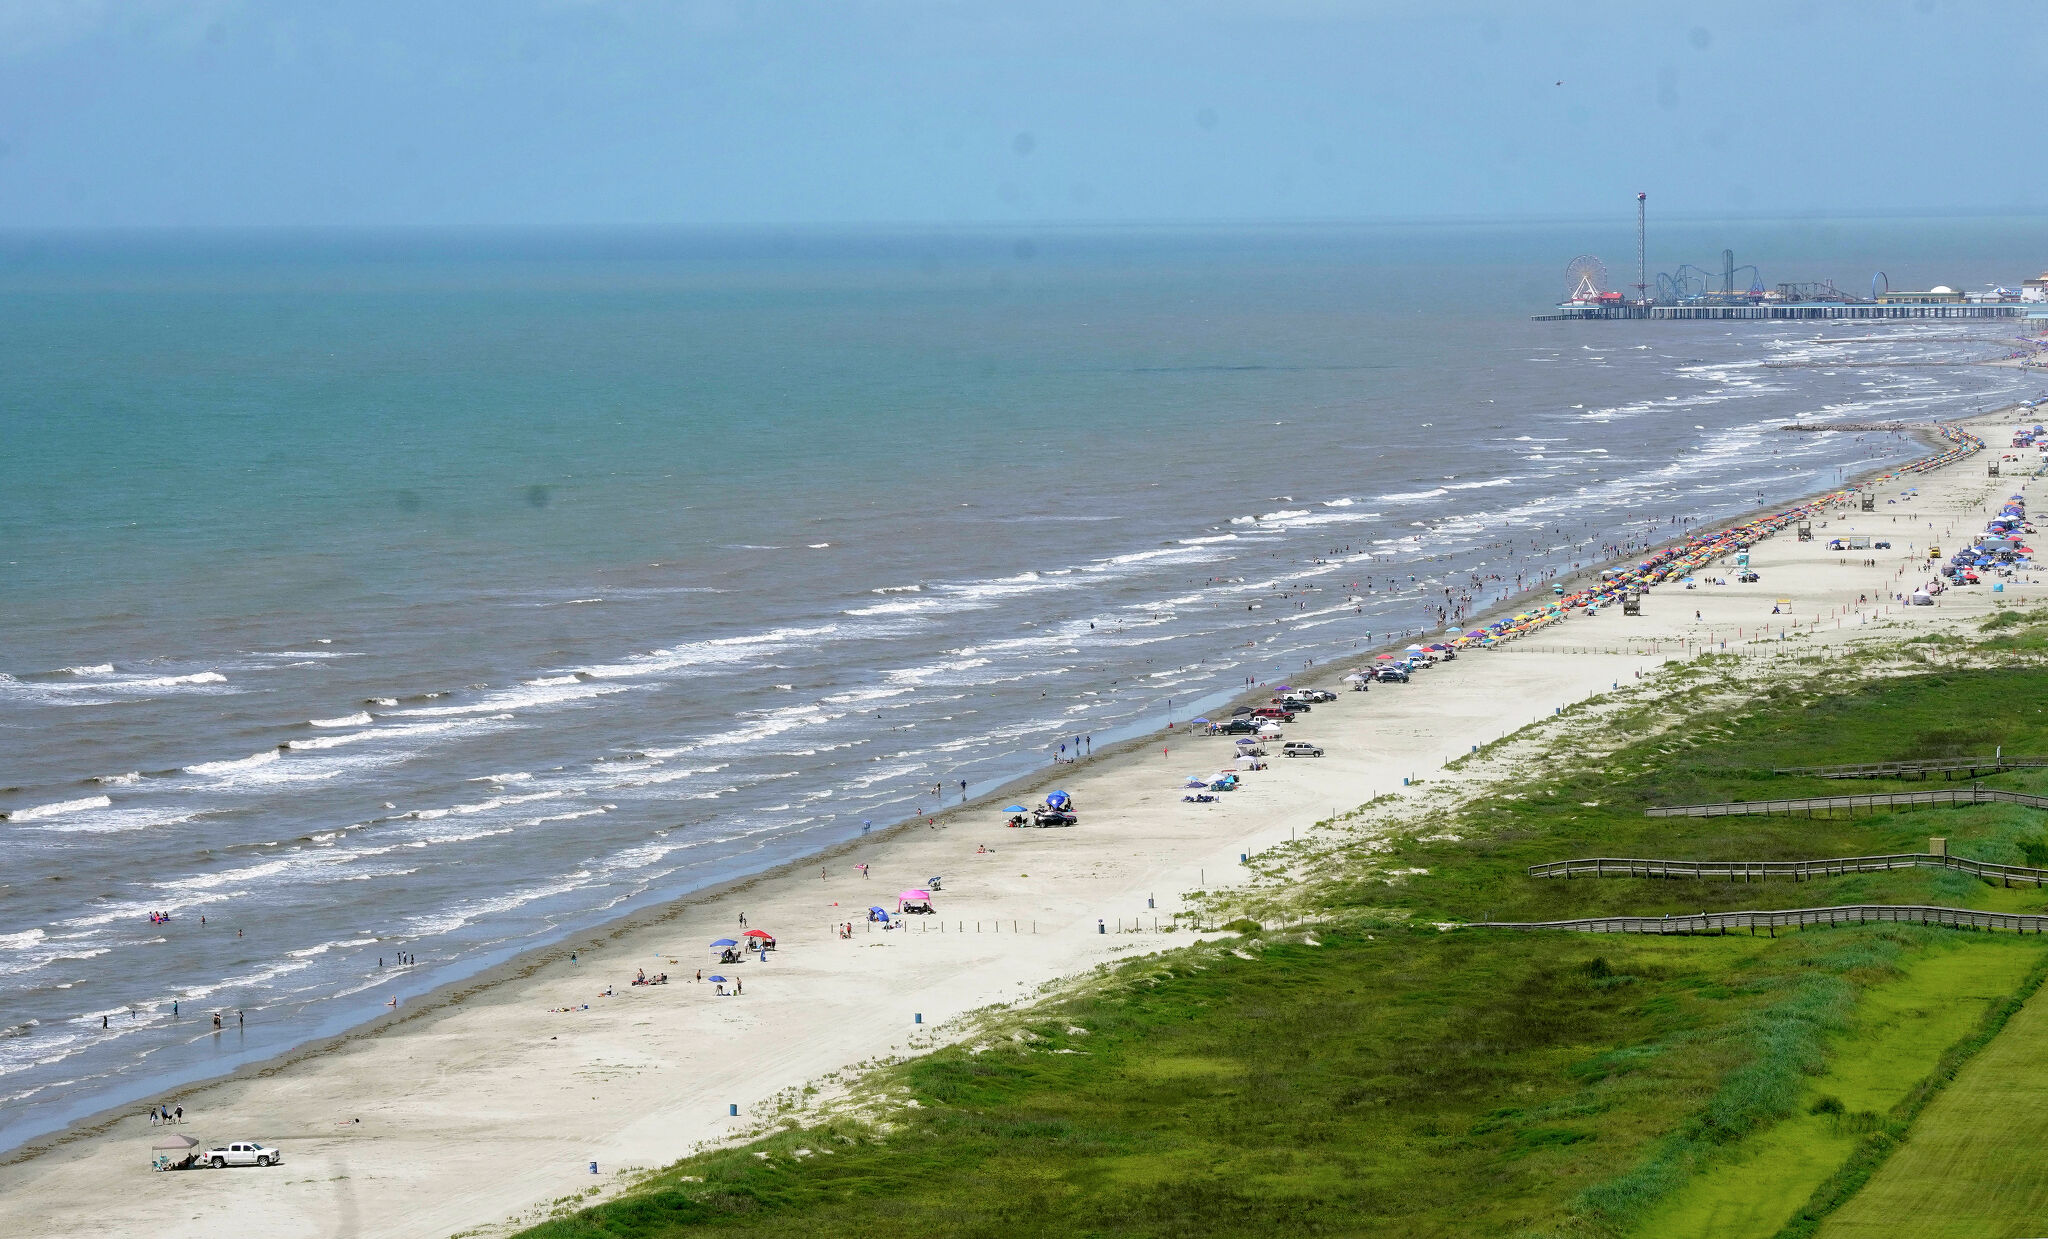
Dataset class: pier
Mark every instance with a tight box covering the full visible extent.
[1533,302,2038,323]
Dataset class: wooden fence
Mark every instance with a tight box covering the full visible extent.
[1528,852,2048,887]
[1473,904,2048,935]
[1772,755,2048,781]
[1644,786,2048,819]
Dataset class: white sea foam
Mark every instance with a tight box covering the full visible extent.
[118,672,227,689]
[391,680,628,718]
[185,751,279,777]
[89,772,141,786]
[56,664,114,676]
[5,796,112,822]
[309,712,373,728]
[287,937,379,959]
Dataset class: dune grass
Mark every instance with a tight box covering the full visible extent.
[516,666,2048,1239]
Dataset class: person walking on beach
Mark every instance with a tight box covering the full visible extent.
[738,912,747,929]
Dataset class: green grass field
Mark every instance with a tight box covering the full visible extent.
[1819,962,2048,1239]
[516,657,2048,1239]
[1630,939,2041,1239]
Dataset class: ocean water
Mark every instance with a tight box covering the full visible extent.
[0,221,2033,1149]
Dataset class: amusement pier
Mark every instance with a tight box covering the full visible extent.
[1537,193,2048,324]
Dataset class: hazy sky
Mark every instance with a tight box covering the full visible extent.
[0,1,2036,228]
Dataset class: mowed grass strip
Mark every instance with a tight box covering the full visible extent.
[1815,956,2048,1239]
[1624,938,2044,1239]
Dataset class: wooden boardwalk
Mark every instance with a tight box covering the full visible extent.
[1475,904,2048,936]
[1645,786,2048,819]
[1772,755,2048,781]
[1529,853,2048,887]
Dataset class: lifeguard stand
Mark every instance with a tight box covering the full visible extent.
[1860,492,1876,512]
[1989,461,2001,476]
[1797,521,1812,541]
[1622,591,1642,616]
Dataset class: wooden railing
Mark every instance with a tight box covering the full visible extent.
[1771,755,2048,780]
[1528,853,2048,887]
[1644,786,2048,819]
[1474,904,2048,935]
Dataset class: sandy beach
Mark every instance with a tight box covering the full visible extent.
[3,409,2036,1239]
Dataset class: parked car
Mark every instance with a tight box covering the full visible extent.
[1874,541,1891,549]
[198,1142,282,1169]
[1373,666,1409,683]
[1215,719,1261,735]
[1300,689,1337,703]
[1737,571,1760,583]
[1276,696,1313,711]
[1281,741,1324,758]
[1251,707,1295,721]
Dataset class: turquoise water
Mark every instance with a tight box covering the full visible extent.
[0,223,2031,1149]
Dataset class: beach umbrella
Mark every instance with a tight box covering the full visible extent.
[901,889,932,901]
[1003,805,1028,813]
[742,929,772,939]
[1374,653,1395,661]
[1275,684,1292,690]
[1190,717,1210,725]
[709,938,738,948]
[1405,644,1423,652]
[153,1134,199,1150]
[708,975,729,983]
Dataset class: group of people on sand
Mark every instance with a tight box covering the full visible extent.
[148,1104,184,1125]
[632,969,669,986]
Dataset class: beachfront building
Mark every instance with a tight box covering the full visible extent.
[2022,272,2048,302]
[1877,285,1967,305]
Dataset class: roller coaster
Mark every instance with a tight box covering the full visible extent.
[1656,248,1765,304]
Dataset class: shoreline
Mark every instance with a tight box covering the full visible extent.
[0,414,1973,1167]
[0,407,2019,1239]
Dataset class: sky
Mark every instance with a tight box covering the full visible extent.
[0,0,2038,228]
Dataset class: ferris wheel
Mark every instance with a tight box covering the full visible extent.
[1565,254,1609,302]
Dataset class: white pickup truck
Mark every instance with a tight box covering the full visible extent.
[197,1141,282,1168]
